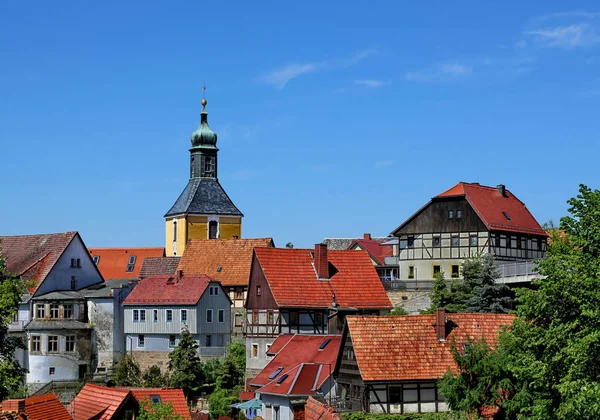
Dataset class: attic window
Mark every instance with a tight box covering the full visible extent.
[126,256,136,273]
[217,266,223,272]
[268,367,284,380]
[276,374,289,385]
[93,256,100,265]
[150,395,161,404]
[502,211,511,221]
[319,339,332,350]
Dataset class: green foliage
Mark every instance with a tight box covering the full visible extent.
[216,340,246,389]
[137,399,184,420]
[142,364,169,388]
[168,328,204,398]
[208,387,240,419]
[340,412,468,420]
[0,245,27,401]
[114,354,141,386]
[387,306,409,316]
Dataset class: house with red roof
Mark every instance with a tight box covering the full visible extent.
[389,182,548,290]
[333,309,514,414]
[245,244,392,379]
[347,233,397,282]
[123,273,231,370]
[249,334,341,420]
[1,393,72,420]
[88,247,165,280]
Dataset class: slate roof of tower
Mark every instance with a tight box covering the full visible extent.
[164,178,243,217]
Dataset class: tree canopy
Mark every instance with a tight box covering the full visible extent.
[168,328,204,397]
[137,399,183,420]
[114,353,141,386]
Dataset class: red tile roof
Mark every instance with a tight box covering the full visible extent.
[69,384,131,420]
[178,238,274,286]
[239,391,255,402]
[266,334,295,355]
[347,239,393,265]
[1,394,71,420]
[89,248,165,280]
[123,274,213,305]
[305,397,342,420]
[437,182,547,236]
[0,232,79,294]
[139,257,181,279]
[345,313,514,382]
[252,335,341,388]
[129,389,190,419]
[254,248,392,309]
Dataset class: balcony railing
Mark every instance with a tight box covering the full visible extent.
[198,346,226,357]
[496,260,540,278]
[380,279,434,291]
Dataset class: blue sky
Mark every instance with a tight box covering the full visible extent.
[1,1,599,248]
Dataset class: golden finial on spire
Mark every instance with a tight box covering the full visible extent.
[201,83,207,108]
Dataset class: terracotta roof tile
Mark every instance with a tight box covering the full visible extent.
[129,389,190,419]
[437,182,547,236]
[178,238,274,286]
[0,232,78,293]
[347,239,393,265]
[23,394,72,420]
[266,334,294,355]
[123,274,213,305]
[346,313,514,382]
[69,384,131,420]
[139,257,181,279]
[254,248,392,309]
[89,248,165,280]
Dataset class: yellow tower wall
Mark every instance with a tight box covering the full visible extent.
[165,217,188,257]
[187,216,209,241]
[219,217,242,239]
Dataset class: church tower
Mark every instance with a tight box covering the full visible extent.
[164,98,243,256]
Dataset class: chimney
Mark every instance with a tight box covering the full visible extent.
[232,235,239,239]
[177,270,183,282]
[314,243,329,279]
[436,308,447,341]
[2,399,25,413]
[363,233,371,240]
[497,184,506,197]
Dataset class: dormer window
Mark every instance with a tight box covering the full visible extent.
[70,258,81,268]
[93,256,99,265]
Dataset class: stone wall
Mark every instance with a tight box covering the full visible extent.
[131,351,170,372]
[387,290,432,314]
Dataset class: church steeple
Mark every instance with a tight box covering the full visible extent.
[190,98,218,179]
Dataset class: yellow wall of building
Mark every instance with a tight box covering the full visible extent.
[166,215,242,256]
[188,222,208,241]
[165,217,188,257]
[220,222,242,239]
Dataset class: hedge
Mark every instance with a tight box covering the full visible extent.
[340,412,469,420]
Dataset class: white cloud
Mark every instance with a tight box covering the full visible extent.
[526,24,600,49]
[260,49,379,89]
[353,79,392,88]
[405,63,472,83]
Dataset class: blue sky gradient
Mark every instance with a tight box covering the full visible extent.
[1,1,598,248]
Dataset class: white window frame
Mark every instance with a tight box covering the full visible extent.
[153,309,158,322]
[48,335,59,353]
[181,309,187,323]
[133,309,139,323]
[140,310,146,323]
[31,335,41,353]
[166,309,173,322]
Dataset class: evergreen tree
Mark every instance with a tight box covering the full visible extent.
[168,328,204,398]
[114,354,141,386]
[0,246,27,400]
[216,341,246,389]
[142,364,168,388]
[465,253,514,313]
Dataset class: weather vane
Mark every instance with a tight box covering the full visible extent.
[202,82,207,107]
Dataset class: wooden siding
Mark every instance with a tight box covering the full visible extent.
[197,283,232,334]
[124,305,198,334]
[246,256,278,310]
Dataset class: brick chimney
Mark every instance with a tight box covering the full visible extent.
[314,243,329,279]
[363,233,371,240]
[2,399,25,413]
[177,270,183,282]
[436,308,447,341]
[497,184,506,197]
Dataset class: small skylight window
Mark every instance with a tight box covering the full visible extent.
[129,255,137,265]
[150,395,161,404]
[319,339,332,350]
[276,373,289,385]
[268,367,284,380]
[126,264,135,272]
[93,256,100,265]
[217,266,222,272]
[502,211,511,221]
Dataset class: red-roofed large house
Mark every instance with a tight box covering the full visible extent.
[333,310,514,414]
[123,274,231,370]
[389,182,548,289]
[88,247,165,280]
[245,244,392,378]
[1,393,72,420]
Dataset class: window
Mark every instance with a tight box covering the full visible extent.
[70,258,81,268]
[252,311,258,324]
[153,309,158,322]
[456,210,462,218]
[218,309,224,323]
[234,289,244,300]
[209,286,219,296]
[517,237,522,249]
[138,335,145,348]
[173,220,178,241]
[36,304,45,319]
[209,221,218,240]
[315,312,324,326]
[63,304,73,319]
[433,265,441,277]
[166,310,173,322]
[126,255,136,273]
[451,236,460,247]
[267,311,274,325]
[133,310,139,323]
[31,335,41,352]
[128,255,136,265]
[408,265,415,280]
[169,335,176,348]
[66,335,75,352]
[210,287,213,295]
[71,276,77,290]
[206,309,213,323]
[433,236,441,247]
[140,310,146,323]
[269,367,284,380]
[256,285,261,296]
[251,343,259,359]
[235,313,243,327]
[420,384,436,401]
[403,384,418,402]
[407,237,415,248]
[205,335,212,347]
[48,335,59,353]
[150,395,161,404]
[290,311,299,325]
[49,367,56,375]
[93,256,100,265]
[214,286,219,295]
[448,210,454,219]
[451,265,460,278]
[50,304,59,319]
[181,310,187,323]
[502,211,511,220]
[204,156,214,177]
[389,386,402,404]
[469,235,478,247]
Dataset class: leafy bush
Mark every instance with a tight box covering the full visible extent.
[340,412,468,420]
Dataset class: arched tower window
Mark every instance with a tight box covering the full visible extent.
[209,221,218,239]
[173,220,177,241]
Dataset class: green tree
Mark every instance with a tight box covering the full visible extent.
[142,364,168,388]
[137,399,184,420]
[465,253,514,314]
[0,246,27,401]
[216,341,246,389]
[387,306,408,316]
[209,387,240,419]
[168,328,204,397]
[114,354,141,386]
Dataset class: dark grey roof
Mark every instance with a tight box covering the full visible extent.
[164,178,243,218]
[32,290,85,300]
[139,257,181,279]
[26,320,90,330]
[323,237,389,250]
[83,279,137,298]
